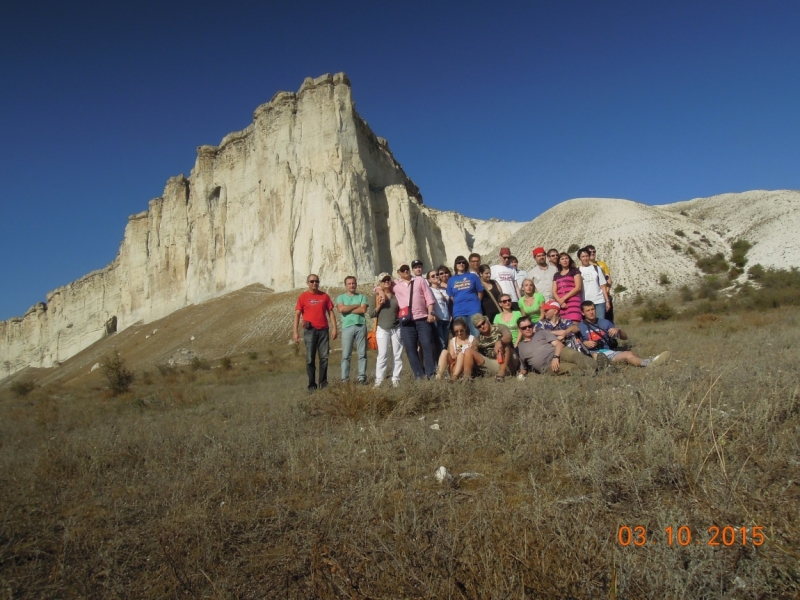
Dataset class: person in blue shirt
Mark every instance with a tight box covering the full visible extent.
[446,255,484,337]
[578,301,670,369]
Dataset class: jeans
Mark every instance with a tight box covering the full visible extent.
[433,320,450,355]
[594,302,607,320]
[546,347,597,375]
[375,326,403,384]
[400,318,437,379]
[454,313,480,338]
[303,327,330,390]
[340,324,367,381]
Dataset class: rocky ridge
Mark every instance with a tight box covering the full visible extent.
[0,74,519,379]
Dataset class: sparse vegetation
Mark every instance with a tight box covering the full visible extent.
[567,243,580,254]
[674,229,686,237]
[190,356,210,371]
[671,243,682,252]
[220,356,233,370]
[9,380,36,397]
[613,284,627,294]
[685,246,696,256]
[632,292,644,305]
[100,351,134,396]
[658,272,671,286]
[247,351,258,360]
[730,239,752,268]
[679,210,689,216]
[696,252,728,274]
[3,312,799,597]
[748,263,765,280]
[638,300,675,321]
[697,275,724,300]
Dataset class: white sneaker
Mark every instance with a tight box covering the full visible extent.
[374,380,383,388]
[647,351,671,367]
[392,379,400,387]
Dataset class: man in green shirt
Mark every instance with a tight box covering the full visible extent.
[337,276,369,383]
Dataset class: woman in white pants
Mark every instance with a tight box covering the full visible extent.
[371,273,403,386]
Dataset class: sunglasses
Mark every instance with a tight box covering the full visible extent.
[549,254,558,258]
[453,328,465,334]
[438,271,448,276]
[519,324,533,331]
[308,279,320,284]
[429,274,439,278]
[381,278,391,283]
[501,255,510,260]
[500,299,511,304]
[398,267,409,273]
[477,320,487,328]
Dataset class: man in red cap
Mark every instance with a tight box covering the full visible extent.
[490,247,521,308]
[530,246,557,302]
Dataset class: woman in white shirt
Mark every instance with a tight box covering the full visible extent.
[427,269,451,353]
[578,247,610,319]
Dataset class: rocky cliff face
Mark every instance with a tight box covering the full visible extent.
[1,73,519,379]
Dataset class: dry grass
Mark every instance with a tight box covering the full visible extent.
[1,309,799,598]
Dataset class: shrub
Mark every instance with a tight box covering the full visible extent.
[658,273,671,286]
[190,356,210,371]
[639,301,674,322]
[247,351,258,360]
[686,246,696,256]
[220,357,233,370]
[679,284,693,302]
[632,292,644,306]
[730,239,752,268]
[696,253,728,274]
[674,229,686,237]
[101,352,134,396]
[10,380,36,397]
[567,243,580,254]
[679,210,689,216]
[748,264,765,280]
[671,244,682,252]
[156,363,177,377]
[613,284,627,294]
[697,276,724,300]
[728,266,744,280]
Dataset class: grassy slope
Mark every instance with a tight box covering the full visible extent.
[1,309,799,598]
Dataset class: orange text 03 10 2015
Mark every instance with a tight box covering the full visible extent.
[617,525,765,547]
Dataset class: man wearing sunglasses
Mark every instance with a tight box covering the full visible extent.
[517,315,597,377]
[530,246,557,302]
[293,274,337,392]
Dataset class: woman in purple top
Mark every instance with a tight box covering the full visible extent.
[552,252,583,322]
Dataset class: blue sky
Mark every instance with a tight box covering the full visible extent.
[2,0,799,320]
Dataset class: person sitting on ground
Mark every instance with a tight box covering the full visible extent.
[493,293,523,346]
[577,301,671,369]
[464,314,518,381]
[534,299,587,354]
[517,315,598,377]
[436,317,478,380]
[518,278,545,324]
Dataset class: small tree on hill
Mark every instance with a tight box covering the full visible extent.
[101,351,134,396]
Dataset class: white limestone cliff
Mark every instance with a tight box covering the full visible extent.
[1,73,518,379]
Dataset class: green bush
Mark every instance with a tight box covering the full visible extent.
[671,244,682,252]
[658,273,671,286]
[247,351,258,360]
[639,301,675,322]
[613,284,627,294]
[674,229,686,237]
[697,276,724,300]
[696,253,728,274]
[101,352,134,396]
[10,380,36,397]
[679,284,693,302]
[567,243,580,254]
[632,292,644,306]
[679,210,689,216]
[748,264,765,280]
[220,357,233,370]
[730,239,752,268]
[686,246,696,256]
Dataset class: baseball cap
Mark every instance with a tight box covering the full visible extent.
[500,247,511,257]
[471,314,488,327]
[377,272,391,282]
[411,259,423,268]
[533,246,546,256]
[542,300,561,311]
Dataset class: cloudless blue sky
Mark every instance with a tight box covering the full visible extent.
[2,0,799,319]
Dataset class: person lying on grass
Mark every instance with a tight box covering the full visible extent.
[517,315,598,377]
[436,317,479,380]
[577,301,671,369]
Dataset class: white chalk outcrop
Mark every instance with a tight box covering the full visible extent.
[0,73,518,379]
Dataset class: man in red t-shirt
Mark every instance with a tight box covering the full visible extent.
[293,274,337,391]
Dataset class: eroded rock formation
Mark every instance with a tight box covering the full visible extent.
[1,73,519,379]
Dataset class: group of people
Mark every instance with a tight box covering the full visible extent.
[293,246,670,391]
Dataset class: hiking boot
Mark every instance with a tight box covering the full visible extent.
[646,351,671,367]
[595,353,611,371]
